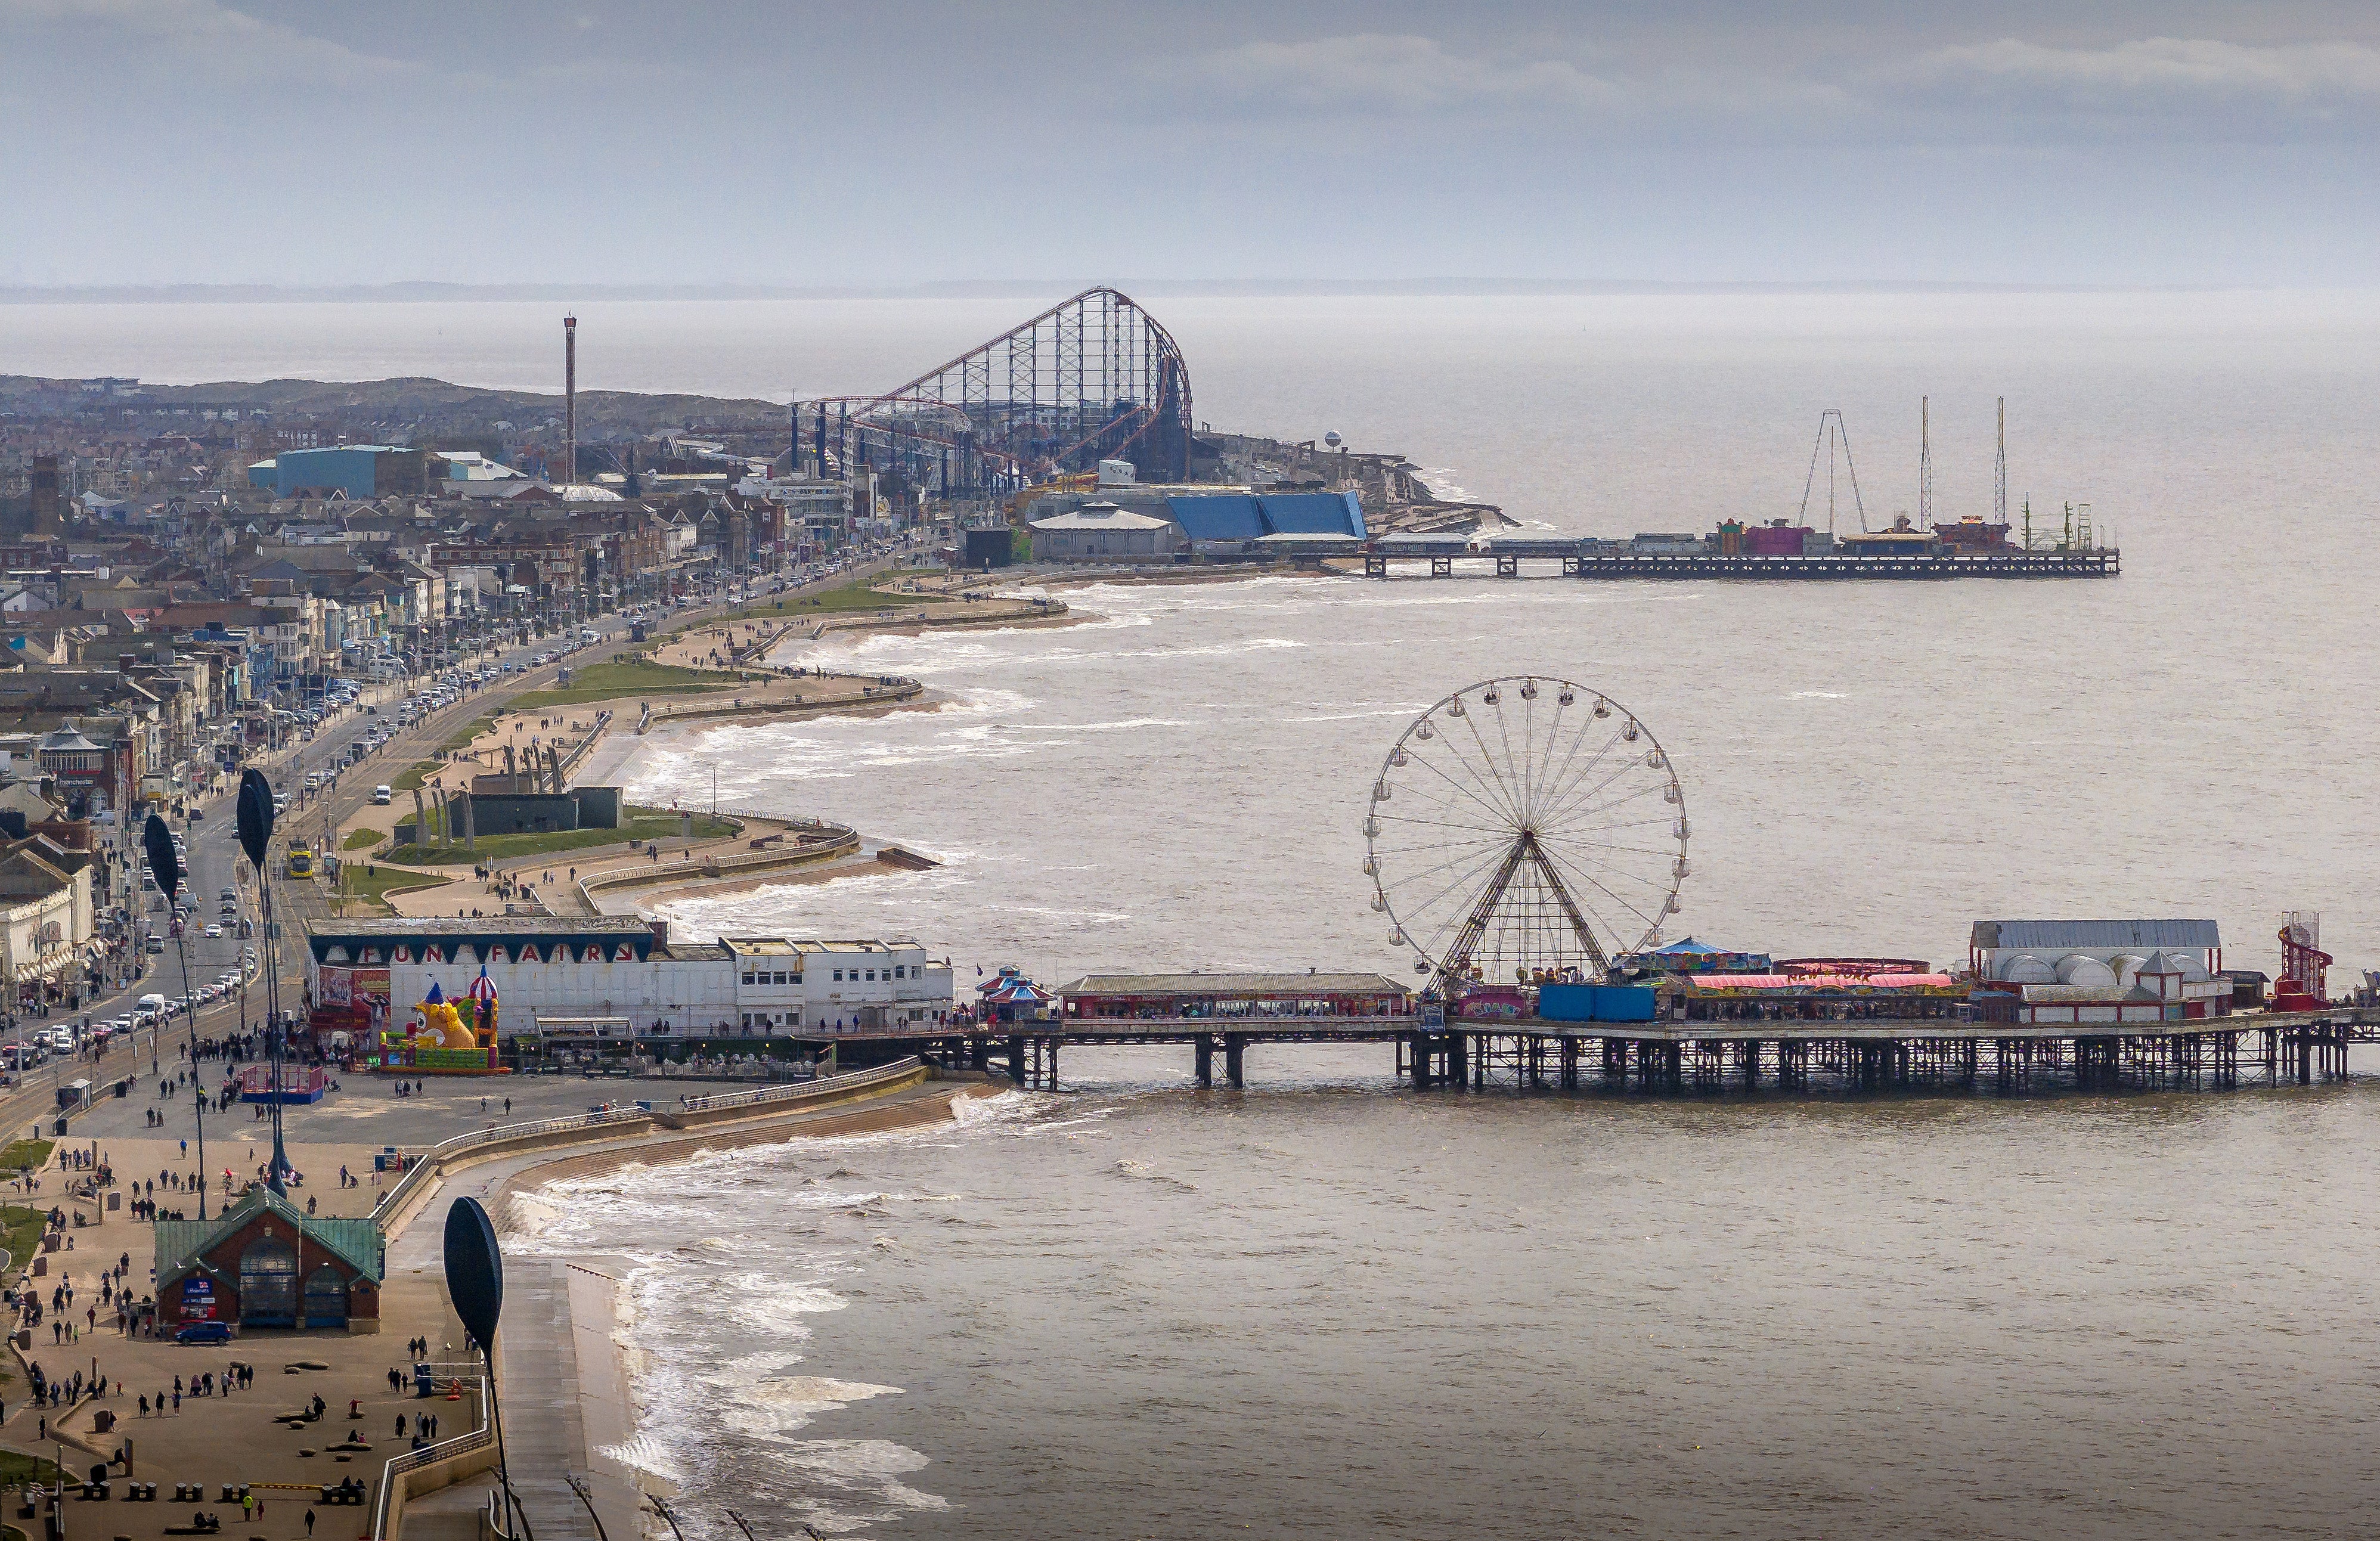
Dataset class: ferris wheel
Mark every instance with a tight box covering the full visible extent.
[1363,677,1689,987]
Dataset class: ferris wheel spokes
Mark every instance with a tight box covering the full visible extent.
[1363,677,1690,989]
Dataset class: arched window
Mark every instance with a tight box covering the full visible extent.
[302,1266,348,1328]
[239,1239,298,1326]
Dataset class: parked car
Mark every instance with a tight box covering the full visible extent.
[175,1321,233,1345]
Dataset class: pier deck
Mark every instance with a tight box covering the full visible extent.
[806,1006,2380,1095]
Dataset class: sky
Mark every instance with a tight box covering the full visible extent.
[3,1,2377,289]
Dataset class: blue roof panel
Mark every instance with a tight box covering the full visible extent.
[1257,491,1365,538]
[1164,494,1266,542]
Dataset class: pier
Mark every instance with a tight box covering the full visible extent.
[819,1006,2380,1096]
[1356,541,2119,579]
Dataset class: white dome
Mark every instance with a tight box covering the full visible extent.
[2056,954,2119,988]
[1998,953,2057,984]
[2142,948,2208,982]
[2112,953,2150,987]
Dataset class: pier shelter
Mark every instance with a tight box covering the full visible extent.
[1059,972,1409,1022]
[154,1187,385,1334]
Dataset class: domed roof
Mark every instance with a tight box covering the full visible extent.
[2055,954,2119,988]
[2139,949,2208,982]
[1997,953,2056,984]
[2112,953,2150,986]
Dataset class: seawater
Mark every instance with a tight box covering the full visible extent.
[27,292,2380,1537]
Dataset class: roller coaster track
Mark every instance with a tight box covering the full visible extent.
[794,287,1194,495]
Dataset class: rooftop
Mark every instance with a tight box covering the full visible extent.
[1971,919,2221,951]
[1059,971,1410,997]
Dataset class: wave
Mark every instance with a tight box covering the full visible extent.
[721,1376,905,1438]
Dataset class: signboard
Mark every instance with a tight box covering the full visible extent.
[413,1046,494,1071]
[182,1277,216,1320]
[354,967,391,1030]
[323,967,394,1034]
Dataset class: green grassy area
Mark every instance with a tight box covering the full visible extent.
[341,826,386,851]
[385,806,737,866]
[391,759,442,793]
[0,1202,47,1273]
[706,577,952,627]
[441,709,501,752]
[0,1142,52,1177]
[507,659,738,711]
[0,1453,62,1487]
[334,864,454,916]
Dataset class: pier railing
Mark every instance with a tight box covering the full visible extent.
[670,1055,920,1114]
[655,1056,931,1127]
[371,1105,654,1228]
[371,1373,494,1541]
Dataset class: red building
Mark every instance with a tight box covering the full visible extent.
[154,1187,385,1332]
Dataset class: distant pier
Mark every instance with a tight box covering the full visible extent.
[1345,535,2120,580]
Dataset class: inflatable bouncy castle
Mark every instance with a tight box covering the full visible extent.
[377,974,506,1075]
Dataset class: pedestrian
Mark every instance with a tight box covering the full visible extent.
[395,1412,407,1437]
[305,1509,316,1537]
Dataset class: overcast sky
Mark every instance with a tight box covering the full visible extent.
[4,1,2376,289]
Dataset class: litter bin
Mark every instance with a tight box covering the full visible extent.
[413,1362,435,1397]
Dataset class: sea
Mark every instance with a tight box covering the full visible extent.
[19,290,2380,1537]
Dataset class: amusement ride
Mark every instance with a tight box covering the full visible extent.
[1363,677,1690,991]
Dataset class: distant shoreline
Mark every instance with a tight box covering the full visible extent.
[0,278,2260,305]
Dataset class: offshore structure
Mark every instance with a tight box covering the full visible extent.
[790,286,1192,498]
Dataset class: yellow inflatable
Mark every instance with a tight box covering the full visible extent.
[410,997,479,1050]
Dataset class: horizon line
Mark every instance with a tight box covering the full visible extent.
[0,277,2301,304]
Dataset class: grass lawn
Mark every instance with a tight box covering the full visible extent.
[709,578,952,627]
[441,709,501,752]
[0,1142,52,1178]
[391,759,442,792]
[334,864,454,915]
[507,655,736,712]
[385,805,737,866]
[0,1452,62,1487]
[341,826,385,850]
[0,1201,48,1273]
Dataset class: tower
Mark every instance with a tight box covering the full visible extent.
[1918,395,1932,527]
[1995,396,2007,526]
[29,454,62,539]
[563,314,578,488]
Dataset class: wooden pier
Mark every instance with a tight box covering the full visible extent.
[816,1006,2378,1096]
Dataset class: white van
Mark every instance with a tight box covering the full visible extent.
[137,992,168,1012]
[372,785,392,805]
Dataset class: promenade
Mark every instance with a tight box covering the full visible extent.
[0,1065,998,1541]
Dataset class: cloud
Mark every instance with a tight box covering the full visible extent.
[1178,32,1851,128]
[1888,37,2380,127]
[1193,33,1622,114]
[1,0,409,82]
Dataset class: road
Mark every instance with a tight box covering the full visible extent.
[57,544,926,1071]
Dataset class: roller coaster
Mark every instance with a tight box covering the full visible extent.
[791,286,1193,497]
